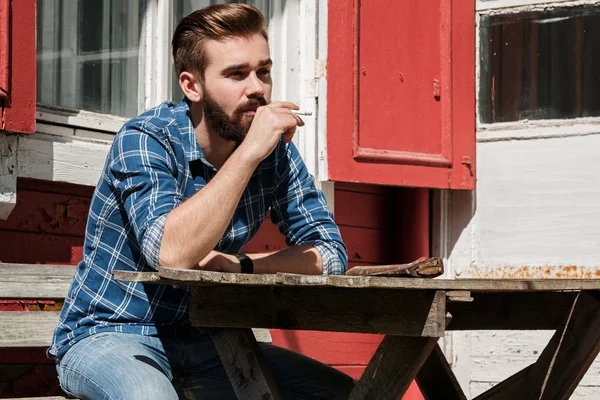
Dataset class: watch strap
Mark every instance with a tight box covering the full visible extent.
[234,253,254,274]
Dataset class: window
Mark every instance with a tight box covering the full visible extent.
[37,0,147,118]
[36,0,271,123]
[478,2,600,126]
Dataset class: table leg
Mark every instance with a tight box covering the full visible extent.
[348,291,447,400]
[209,327,282,400]
[474,290,600,400]
[348,334,438,400]
[416,344,467,400]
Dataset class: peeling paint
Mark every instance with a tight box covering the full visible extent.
[460,265,600,279]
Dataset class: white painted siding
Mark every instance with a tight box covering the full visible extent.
[445,132,600,398]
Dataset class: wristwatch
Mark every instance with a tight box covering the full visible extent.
[234,253,254,274]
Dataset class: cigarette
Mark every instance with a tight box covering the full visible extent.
[292,111,313,116]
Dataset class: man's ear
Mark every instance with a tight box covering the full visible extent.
[179,71,203,102]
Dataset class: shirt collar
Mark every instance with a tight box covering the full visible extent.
[173,98,214,169]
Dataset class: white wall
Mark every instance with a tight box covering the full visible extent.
[445,130,600,398]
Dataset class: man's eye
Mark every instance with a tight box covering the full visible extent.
[228,71,243,78]
[259,69,271,76]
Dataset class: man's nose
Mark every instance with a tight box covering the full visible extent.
[245,72,264,97]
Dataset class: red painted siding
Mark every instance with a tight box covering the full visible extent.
[0,0,36,134]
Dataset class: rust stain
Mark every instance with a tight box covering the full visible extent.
[461,265,600,280]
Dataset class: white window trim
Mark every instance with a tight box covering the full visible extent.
[477,0,600,12]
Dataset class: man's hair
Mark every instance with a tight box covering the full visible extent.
[172,4,268,80]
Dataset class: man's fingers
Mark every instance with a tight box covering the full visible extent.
[268,101,299,110]
[270,108,305,127]
[283,126,297,143]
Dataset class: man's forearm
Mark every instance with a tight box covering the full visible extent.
[250,244,323,275]
[159,150,259,269]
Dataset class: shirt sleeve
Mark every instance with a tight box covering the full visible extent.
[269,141,348,275]
[108,125,185,269]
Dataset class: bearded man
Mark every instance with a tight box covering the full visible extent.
[47,3,353,400]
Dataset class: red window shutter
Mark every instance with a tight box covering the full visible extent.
[327,0,474,189]
[1,0,36,134]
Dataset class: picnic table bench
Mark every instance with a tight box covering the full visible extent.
[113,266,600,400]
[0,264,270,399]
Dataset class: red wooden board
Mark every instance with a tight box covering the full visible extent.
[327,0,475,189]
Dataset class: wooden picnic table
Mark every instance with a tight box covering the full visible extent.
[114,268,600,400]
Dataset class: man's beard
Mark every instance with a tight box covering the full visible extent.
[202,90,268,146]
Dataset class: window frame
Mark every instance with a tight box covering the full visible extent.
[35,0,173,136]
[476,0,600,138]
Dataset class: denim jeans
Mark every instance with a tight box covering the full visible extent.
[56,328,354,400]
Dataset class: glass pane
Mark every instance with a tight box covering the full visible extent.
[171,0,271,101]
[36,0,147,117]
[480,6,600,123]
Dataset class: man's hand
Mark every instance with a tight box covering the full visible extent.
[196,251,241,273]
[239,101,305,163]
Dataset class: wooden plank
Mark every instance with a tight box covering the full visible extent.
[513,290,600,399]
[0,264,76,276]
[209,328,282,400]
[189,286,446,337]
[347,257,444,278]
[416,344,467,400]
[111,270,163,283]
[151,268,600,292]
[348,335,438,399]
[473,365,532,400]
[0,312,271,348]
[446,292,576,330]
[348,293,444,400]
[0,264,74,299]
[0,312,59,347]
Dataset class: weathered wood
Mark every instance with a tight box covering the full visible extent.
[446,291,577,331]
[4,397,69,399]
[0,311,271,348]
[0,264,75,299]
[112,270,163,283]
[416,344,467,400]
[190,286,446,336]
[0,312,60,347]
[348,292,445,400]
[209,328,282,400]
[446,291,473,302]
[473,365,532,400]
[347,257,444,278]
[514,290,600,399]
[0,264,76,276]
[150,267,600,292]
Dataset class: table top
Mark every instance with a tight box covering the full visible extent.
[113,267,600,292]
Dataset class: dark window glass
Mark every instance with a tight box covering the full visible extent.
[480,7,600,123]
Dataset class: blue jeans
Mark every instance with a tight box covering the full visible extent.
[56,328,354,399]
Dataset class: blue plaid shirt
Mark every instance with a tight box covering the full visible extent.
[48,99,347,360]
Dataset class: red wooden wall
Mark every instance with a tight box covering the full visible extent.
[0,179,427,399]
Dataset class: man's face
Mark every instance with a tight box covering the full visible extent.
[200,34,273,145]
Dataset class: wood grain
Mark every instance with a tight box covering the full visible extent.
[189,286,446,337]
[148,267,600,292]
[0,264,75,299]
[348,319,442,400]
[473,365,532,400]
[209,328,282,400]
[346,257,444,278]
[513,290,600,399]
